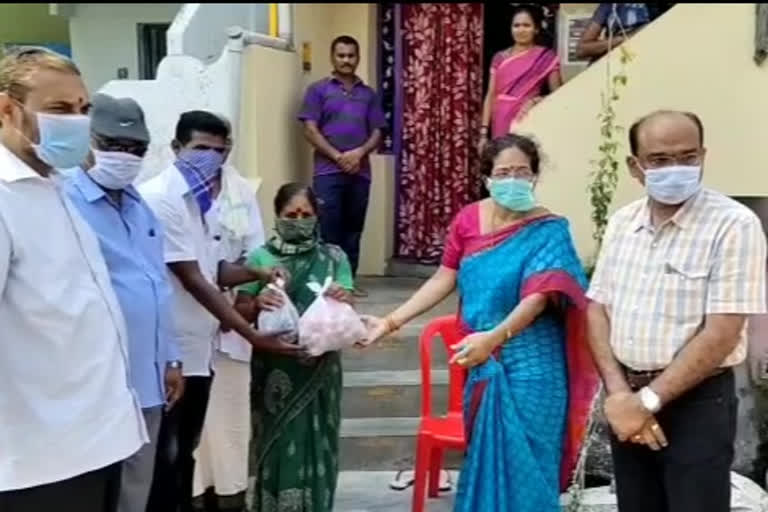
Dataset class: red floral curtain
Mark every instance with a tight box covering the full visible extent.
[396,3,484,263]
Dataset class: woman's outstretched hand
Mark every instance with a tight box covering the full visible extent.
[450,332,496,368]
[356,315,389,348]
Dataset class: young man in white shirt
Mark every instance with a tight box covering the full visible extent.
[191,115,267,512]
[0,48,146,511]
[141,111,299,512]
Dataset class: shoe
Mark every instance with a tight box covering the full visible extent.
[352,286,369,298]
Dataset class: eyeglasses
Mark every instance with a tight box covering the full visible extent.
[489,165,535,180]
[641,151,703,170]
[95,136,148,157]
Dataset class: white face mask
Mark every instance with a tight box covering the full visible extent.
[88,149,144,190]
[644,165,702,205]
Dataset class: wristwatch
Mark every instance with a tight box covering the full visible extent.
[167,360,183,370]
[638,386,661,414]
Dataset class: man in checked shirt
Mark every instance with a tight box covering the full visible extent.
[586,110,767,512]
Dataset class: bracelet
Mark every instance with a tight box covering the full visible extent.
[479,125,489,134]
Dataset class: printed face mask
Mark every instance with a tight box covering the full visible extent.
[276,217,318,242]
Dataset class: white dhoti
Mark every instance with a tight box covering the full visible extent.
[193,349,251,501]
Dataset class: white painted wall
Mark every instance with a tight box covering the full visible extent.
[167,3,270,64]
[99,46,239,185]
[69,3,182,92]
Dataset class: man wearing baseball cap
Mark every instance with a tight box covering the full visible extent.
[61,93,184,512]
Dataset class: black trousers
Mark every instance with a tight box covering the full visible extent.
[0,463,122,512]
[314,173,371,276]
[611,369,737,512]
[146,375,213,512]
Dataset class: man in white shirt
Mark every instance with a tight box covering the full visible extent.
[0,48,146,511]
[141,111,298,512]
[192,115,267,512]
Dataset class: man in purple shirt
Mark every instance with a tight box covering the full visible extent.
[299,35,387,296]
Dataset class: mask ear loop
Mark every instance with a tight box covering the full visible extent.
[6,97,38,147]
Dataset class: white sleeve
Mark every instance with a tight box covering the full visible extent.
[245,194,266,251]
[0,214,10,294]
[144,195,197,263]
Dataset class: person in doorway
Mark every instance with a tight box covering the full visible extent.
[191,114,267,512]
[238,183,354,512]
[576,3,672,62]
[479,5,561,150]
[140,111,300,512]
[299,35,387,297]
[61,93,184,512]
[363,134,600,511]
[587,110,767,512]
[0,48,147,511]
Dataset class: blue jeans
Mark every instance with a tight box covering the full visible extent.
[313,173,370,276]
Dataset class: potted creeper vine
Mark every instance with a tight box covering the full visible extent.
[566,7,635,512]
[585,19,635,277]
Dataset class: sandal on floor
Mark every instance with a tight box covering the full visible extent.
[389,469,415,490]
[389,469,453,492]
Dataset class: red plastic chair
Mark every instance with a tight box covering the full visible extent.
[412,315,467,512]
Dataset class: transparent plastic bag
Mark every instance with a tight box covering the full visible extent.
[298,277,367,356]
[257,279,300,342]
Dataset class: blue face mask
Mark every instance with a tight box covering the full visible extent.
[487,177,536,212]
[14,104,92,169]
[644,165,702,205]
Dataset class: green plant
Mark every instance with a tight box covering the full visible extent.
[587,6,635,268]
[588,46,633,250]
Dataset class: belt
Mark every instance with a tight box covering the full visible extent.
[622,365,727,390]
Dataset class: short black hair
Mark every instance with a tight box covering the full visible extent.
[175,110,230,145]
[479,133,542,176]
[274,182,320,215]
[629,110,704,156]
[331,35,359,56]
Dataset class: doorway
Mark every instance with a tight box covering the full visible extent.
[481,3,559,95]
[137,23,170,80]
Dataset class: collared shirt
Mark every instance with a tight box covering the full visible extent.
[62,168,181,408]
[0,144,147,491]
[587,188,767,371]
[139,164,221,377]
[298,75,387,179]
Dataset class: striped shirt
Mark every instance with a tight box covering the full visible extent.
[298,75,387,180]
[587,188,767,371]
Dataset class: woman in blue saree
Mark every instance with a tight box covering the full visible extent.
[364,134,600,511]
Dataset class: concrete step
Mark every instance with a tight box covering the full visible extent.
[334,471,457,512]
[342,370,449,418]
[339,418,463,471]
[342,328,451,372]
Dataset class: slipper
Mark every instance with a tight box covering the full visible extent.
[388,469,453,492]
[389,469,414,491]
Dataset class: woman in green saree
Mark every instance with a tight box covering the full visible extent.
[238,183,354,512]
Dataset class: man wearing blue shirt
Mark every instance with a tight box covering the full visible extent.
[62,93,184,512]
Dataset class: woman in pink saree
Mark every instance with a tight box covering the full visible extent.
[479,6,562,150]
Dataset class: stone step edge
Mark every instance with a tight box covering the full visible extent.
[343,370,449,388]
[341,417,420,438]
